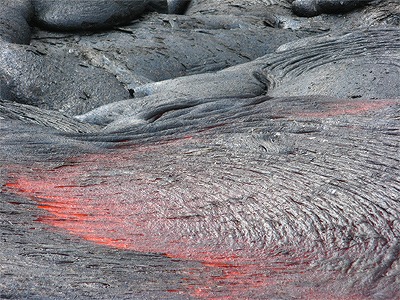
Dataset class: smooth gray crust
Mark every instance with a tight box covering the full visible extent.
[292,0,374,17]
[31,13,303,91]
[0,42,131,115]
[31,0,169,30]
[168,0,191,14]
[0,0,33,44]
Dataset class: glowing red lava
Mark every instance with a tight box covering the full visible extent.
[295,99,394,118]
[3,149,362,299]
[4,99,389,299]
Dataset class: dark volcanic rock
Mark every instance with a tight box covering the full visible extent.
[32,0,169,30]
[0,0,33,44]
[30,12,306,92]
[0,42,130,115]
[76,27,400,130]
[292,0,374,17]
[0,0,399,299]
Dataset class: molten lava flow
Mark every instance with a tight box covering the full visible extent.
[3,144,364,299]
[5,97,390,299]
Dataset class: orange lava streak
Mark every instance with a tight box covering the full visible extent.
[4,157,366,299]
[296,99,394,118]
[4,100,390,299]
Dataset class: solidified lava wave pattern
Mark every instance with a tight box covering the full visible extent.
[3,98,400,299]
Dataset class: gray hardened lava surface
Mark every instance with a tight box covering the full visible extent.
[1,0,399,299]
